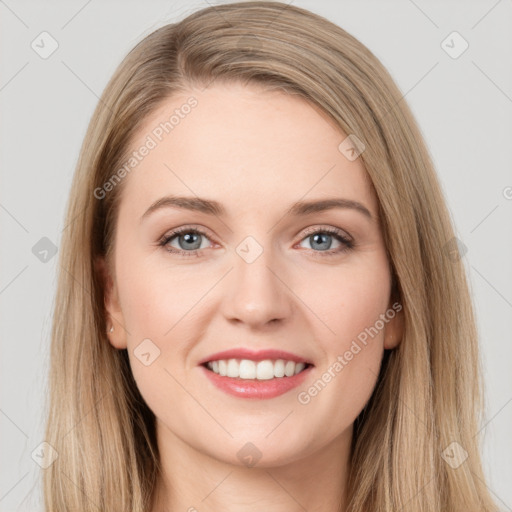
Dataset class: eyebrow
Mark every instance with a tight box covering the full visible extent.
[140,195,374,222]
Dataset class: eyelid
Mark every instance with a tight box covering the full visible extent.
[160,224,217,242]
[300,224,353,242]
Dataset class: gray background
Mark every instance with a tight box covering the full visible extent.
[1,0,511,510]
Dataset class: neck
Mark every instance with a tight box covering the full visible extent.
[150,420,352,512]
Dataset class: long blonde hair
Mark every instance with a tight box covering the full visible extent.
[43,2,497,510]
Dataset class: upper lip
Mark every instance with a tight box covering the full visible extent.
[198,348,313,366]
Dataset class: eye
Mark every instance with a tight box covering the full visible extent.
[296,226,354,257]
[158,225,355,258]
[158,226,213,258]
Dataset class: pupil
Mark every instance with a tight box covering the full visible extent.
[311,233,331,251]
[181,232,201,250]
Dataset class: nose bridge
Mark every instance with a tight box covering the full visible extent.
[223,233,292,325]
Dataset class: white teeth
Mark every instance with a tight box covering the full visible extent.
[256,360,274,380]
[295,362,306,374]
[226,359,239,378]
[285,360,295,377]
[274,359,285,377]
[205,358,308,380]
[239,359,256,379]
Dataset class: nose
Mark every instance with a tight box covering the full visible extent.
[220,240,294,329]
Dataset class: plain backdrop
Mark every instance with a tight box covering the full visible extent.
[1,1,511,510]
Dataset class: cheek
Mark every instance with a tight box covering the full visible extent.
[305,258,391,347]
[117,252,207,340]
[298,259,390,410]
[115,253,215,404]
[115,257,200,414]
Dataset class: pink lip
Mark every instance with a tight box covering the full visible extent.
[199,364,313,399]
[197,348,312,366]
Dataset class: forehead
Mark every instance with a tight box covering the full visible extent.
[118,82,377,220]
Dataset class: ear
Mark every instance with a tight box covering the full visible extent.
[383,299,404,350]
[94,256,127,350]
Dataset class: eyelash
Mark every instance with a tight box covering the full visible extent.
[158,225,355,259]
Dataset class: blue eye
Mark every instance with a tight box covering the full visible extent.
[298,228,354,255]
[158,226,354,258]
[159,227,210,257]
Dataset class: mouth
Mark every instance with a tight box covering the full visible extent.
[199,357,314,399]
[202,358,313,380]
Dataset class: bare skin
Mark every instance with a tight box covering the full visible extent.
[98,81,403,512]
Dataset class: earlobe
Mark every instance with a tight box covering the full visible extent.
[383,302,404,350]
[94,256,127,350]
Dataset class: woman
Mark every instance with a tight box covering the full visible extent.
[42,2,498,511]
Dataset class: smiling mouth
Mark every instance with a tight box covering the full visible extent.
[202,358,313,380]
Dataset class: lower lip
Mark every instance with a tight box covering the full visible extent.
[200,364,313,399]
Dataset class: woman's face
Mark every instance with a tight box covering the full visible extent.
[101,81,402,467]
